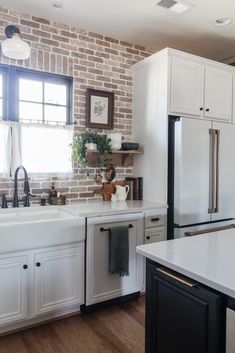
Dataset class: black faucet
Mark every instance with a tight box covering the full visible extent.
[13,166,33,207]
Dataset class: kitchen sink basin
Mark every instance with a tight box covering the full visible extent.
[0,206,85,253]
[0,207,72,223]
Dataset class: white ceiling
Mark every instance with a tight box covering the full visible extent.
[1,0,235,61]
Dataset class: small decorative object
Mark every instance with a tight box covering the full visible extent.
[121,142,140,151]
[104,164,116,183]
[111,194,118,202]
[108,133,122,150]
[95,173,103,184]
[72,129,112,167]
[86,88,114,130]
[48,183,66,205]
[94,181,126,201]
[115,185,130,201]
[85,136,97,151]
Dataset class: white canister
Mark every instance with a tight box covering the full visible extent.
[108,133,122,150]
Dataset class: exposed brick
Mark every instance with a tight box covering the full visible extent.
[0,4,152,202]
[60,30,78,39]
[32,16,50,25]
[20,19,40,28]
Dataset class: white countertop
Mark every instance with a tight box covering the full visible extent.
[62,200,167,217]
[137,229,235,299]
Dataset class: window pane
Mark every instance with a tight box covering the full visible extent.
[45,105,67,123]
[0,75,3,98]
[0,99,3,118]
[44,82,67,105]
[21,126,73,173]
[19,102,43,121]
[19,78,43,102]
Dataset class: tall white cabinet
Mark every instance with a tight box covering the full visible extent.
[132,48,235,204]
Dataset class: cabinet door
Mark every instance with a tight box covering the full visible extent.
[34,245,84,315]
[170,57,204,117]
[146,260,224,353]
[205,67,232,122]
[0,255,28,326]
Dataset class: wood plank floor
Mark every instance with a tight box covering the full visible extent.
[0,297,145,353]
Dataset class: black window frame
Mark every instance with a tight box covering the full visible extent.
[0,64,73,125]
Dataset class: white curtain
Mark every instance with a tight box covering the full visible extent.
[0,122,11,176]
[20,124,73,174]
[11,123,22,176]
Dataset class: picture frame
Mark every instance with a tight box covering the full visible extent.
[86,88,114,130]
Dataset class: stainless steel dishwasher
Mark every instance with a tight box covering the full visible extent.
[85,212,144,309]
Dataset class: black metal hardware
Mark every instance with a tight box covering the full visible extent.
[200,107,203,111]
[146,236,151,240]
[40,198,47,206]
[36,262,41,267]
[1,194,8,208]
[206,108,210,112]
[151,217,160,222]
[23,264,28,269]
[100,224,134,232]
[5,25,21,39]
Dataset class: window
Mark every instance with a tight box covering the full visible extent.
[0,65,72,125]
[0,65,73,175]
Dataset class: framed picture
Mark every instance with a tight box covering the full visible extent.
[86,88,114,130]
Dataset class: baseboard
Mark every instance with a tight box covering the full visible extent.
[0,305,82,336]
[81,292,140,313]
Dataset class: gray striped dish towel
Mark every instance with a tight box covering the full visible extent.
[108,226,130,277]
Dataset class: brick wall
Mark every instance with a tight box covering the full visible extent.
[0,6,154,203]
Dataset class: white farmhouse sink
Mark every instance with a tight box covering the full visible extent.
[0,206,85,254]
[0,208,71,223]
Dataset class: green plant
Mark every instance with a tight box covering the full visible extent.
[72,129,112,167]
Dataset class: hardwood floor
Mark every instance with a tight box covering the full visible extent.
[0,297,145,353]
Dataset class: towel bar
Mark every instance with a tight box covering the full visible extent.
[100,224,134,232]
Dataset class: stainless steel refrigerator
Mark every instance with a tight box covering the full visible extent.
[168,116,235,239]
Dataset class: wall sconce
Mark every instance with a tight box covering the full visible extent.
[1,25,31,60]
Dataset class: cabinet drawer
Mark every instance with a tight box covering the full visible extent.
[145,214,165,228]
[145,228,165,244]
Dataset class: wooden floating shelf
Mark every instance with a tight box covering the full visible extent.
[86,149,144,167]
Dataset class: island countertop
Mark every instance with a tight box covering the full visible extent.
[137,228,235,299]
[62,200,167,217]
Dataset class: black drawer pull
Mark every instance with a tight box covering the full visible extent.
[36,262,41,267]
[100,224,134,232]
[146,236,151,240]
[151,217,160,222]
[23,264,28,270]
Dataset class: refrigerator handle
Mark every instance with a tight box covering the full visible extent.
[208,129,220,214]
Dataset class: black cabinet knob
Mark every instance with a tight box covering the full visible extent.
[23,264,28,269]
[206,108,210,112]
[199,107,203,111]
[36,262,41,267]
[146,236,151,240]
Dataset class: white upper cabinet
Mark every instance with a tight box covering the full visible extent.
[204,67,233,122]
[170,57,204,117]
[170,54,233,122]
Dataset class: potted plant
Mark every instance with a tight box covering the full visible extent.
[72,129,112,167]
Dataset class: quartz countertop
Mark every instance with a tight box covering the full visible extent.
[137,229,235,299]
[62,200,167,217]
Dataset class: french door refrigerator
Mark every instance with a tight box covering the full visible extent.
[168,116,235,239]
